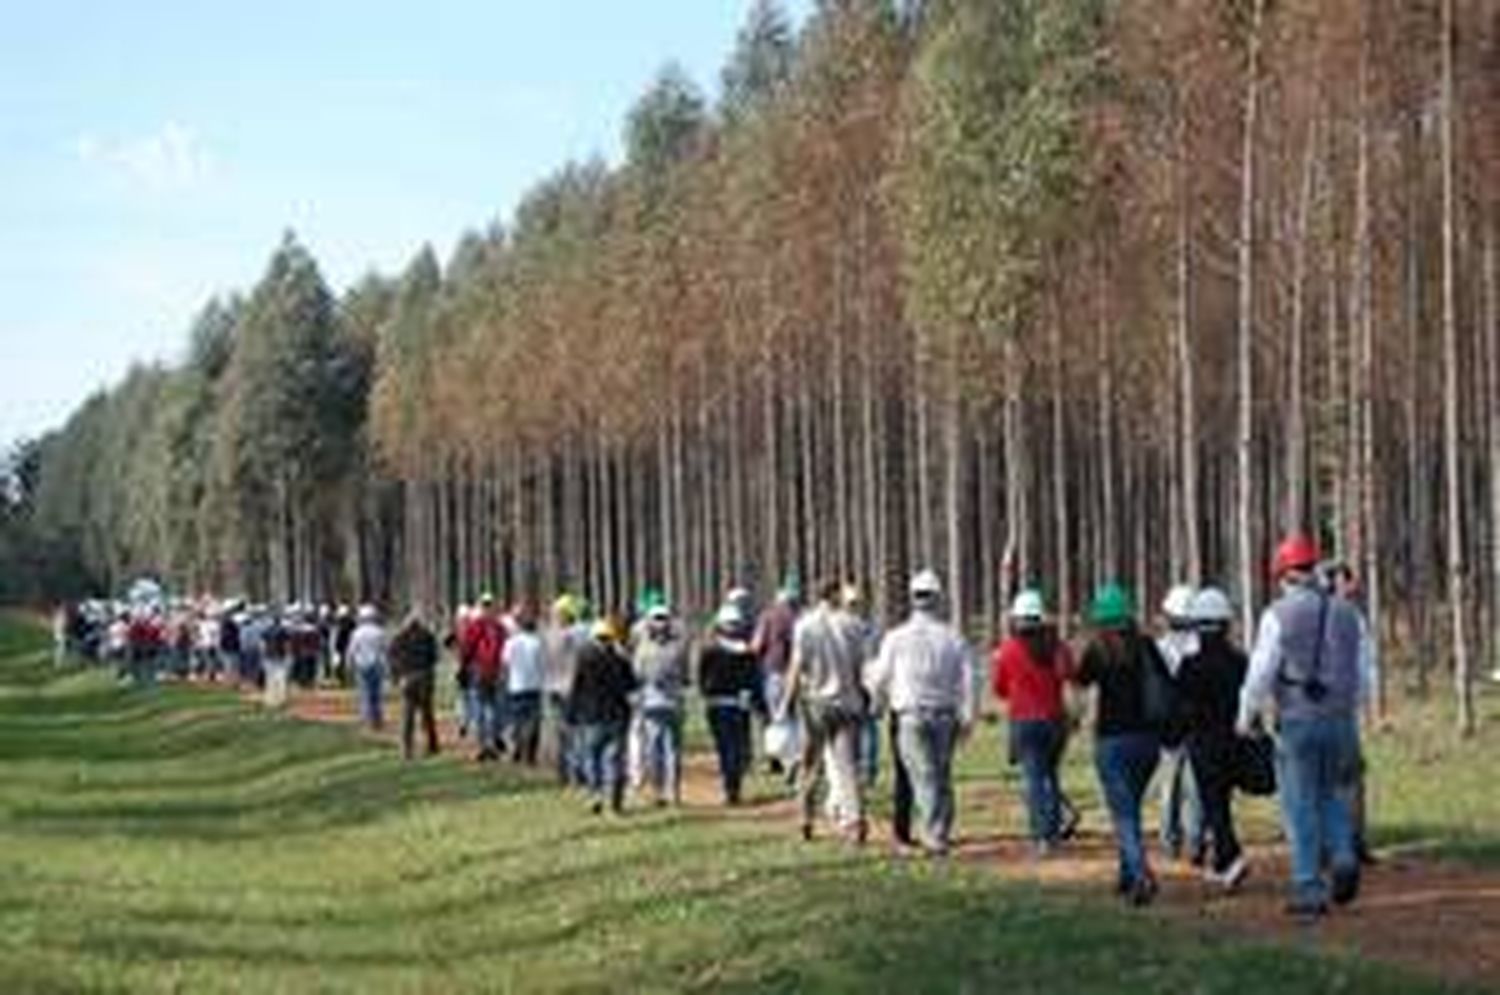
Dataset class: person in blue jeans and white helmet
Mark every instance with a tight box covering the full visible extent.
[1156,584,1204,865]
[1239,534,1373,918]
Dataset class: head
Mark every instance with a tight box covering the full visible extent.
[725,587,753,614]
[515,599,540,631]
[1088,583,1135,634]
[777,574,802,606]
[479,592,498,618]
[646,603,673,640]
[839,583,864,613]
[357,604,379,625]
[715,603,747,638]
[591,616,622,645]
[403,608,426,632]
[909,569,943,614]
[1189,587,1235,642]
[816,579,843,607]
[552,594,578,626]
[1008,589,1047,635]
[1321,560,1360,600]
[1161,584,1197,632]
[1273,533,1321,588]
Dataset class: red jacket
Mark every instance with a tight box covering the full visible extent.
[462,615,507,683]
[991,635,1073,722]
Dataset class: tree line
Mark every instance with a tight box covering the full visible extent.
[5,0,1499,728]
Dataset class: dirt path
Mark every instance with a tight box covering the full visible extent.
[254,684,1498,990]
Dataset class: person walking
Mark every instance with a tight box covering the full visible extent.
[991,589,1075,856]
[347,605,388,730]
[785,580,870,843]
[634,603,689,806]
[1321,561,1379,868]
[1240,535,1372,918]
[866,570,975,857]
[753,579,802,775]
[389,610,441,760]
[570,618,638,815]
[1176,587,1250,892]
[545,595,589,785]
[1075,584,1173,907]
[261,611,293,708]
[461,594,508,761]
[842,584,882,790]
[698,603,764,805]
[1157,585,1205,865]
[504,601,548,766]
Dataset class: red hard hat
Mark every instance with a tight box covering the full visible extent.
[1273,533,1320,577]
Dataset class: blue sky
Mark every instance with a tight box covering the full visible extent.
[0,0,810,449]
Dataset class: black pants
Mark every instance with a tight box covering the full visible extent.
[402,674,440,758]
[889,712,914,845]
[1186,731,1242,873]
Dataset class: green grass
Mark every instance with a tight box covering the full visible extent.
[0,612,1483,993]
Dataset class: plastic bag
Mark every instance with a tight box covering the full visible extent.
[763,716,801,764]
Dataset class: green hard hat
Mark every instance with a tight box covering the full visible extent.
[635,588,666,615]
[1088,583,1135,628]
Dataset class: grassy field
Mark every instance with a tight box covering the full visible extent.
[0,612,1490,993]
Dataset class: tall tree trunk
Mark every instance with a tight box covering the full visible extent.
[1236,0,1264,634]
[1286,117,1318,534]
[1441,0,1475,734]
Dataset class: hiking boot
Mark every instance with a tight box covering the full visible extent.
[1332,866,1361,906]
[1127,875,1158,908]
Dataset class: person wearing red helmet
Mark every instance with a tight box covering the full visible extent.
[1239,534,1374,918]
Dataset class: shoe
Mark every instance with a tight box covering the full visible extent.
[1285,897,1329,919]
[1128,876,1157,908]
[590,800,604,816]
[1212,856,1249,893]
[800,823,814,843]
[1356,840,1379,867]
[1332,866,1361,906]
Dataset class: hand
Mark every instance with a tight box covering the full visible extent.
[1234,717,1253,738]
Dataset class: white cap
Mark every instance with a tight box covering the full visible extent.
[1190,587,1235,625]
[1161,585,1197,622]
[910,569,943,598]
[357,604,378,623]
[1009,589,1046,621]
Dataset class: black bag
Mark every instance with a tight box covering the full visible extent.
[1235,729,1278,796]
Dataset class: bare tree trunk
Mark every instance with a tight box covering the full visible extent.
[1441,0,1475,734]
[1486,215,1499,682]
[1236,0,1264,635]
[1286,117,1318,533]
[1050,297,1072,636]
[1097,253,1118,583]
[1176,152,1202,585]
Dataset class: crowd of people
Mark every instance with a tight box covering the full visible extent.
[51,531,1376,919]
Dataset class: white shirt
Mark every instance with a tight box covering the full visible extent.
[347,622,388,673]
[504,630,548,694]
[866,611,975,725]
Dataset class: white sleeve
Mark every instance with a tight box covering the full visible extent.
[958,640,976,727]
[1238,610,1282,730]
[1358,615,1377,706]
[866,632,895,712]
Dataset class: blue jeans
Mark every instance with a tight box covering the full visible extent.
[1095,732,1162,890]
[1012,719,1065,844]
[641,708,683,803]
[858,715,880,787]
[897,709,960,853]
[550,692,584,785]
[476,679,504,754]
[1277,716,1360,905]
[508,690,543,764]
[356,667,384,729]
[580,720,627,811]
[706,705,752,803]
[1158,747,1203,857]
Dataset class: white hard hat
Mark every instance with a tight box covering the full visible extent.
[357,604,378,623]
[1190,587,1235,625]
[910,569,943,598]
[715,604,745,631]
[1009,589,1046,622]
[1161,584,1197,622]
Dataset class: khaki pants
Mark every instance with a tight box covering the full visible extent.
[799,703,864,835]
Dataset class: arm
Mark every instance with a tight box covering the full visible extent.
[865,633,895,715]
[958,640,976,729]
[991,644,1010,702]
[1237,611,1283,734]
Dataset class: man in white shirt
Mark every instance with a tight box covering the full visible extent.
[504,602,549,766]
[866,570,975,856]
[347,605,388,730]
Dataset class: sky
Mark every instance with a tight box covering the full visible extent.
[0,0,811,450]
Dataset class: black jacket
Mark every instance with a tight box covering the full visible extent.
[1175,635,1248,738]
[389,623,439,682]
[569,639,638,725]
[698,640,764,715]
[1076,628,1175,740]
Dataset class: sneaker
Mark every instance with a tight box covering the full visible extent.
[1128,876,1157,908]
[1332,866,1361,906]
[1209,856,1249,893]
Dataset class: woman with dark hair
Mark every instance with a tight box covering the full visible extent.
[1074,584,1174,907]
[991,589,1075,856]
